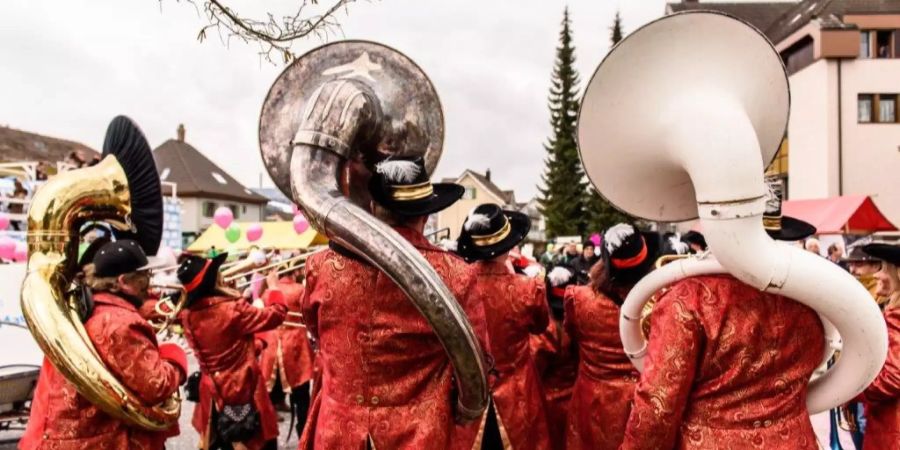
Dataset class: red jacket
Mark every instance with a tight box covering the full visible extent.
[298,226,485,450]
[531,313,578,450]
[181,291,286,450]
[20,292,183,450]
[469,259,551,450]
[860,305,900,449]
[621,275,825,450]
[259,277,315,392]
[564,285,638,450]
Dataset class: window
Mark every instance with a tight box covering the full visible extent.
[765,138,789,178]
[880,95,897,122]
[463,186,476,200]
[203,201,217,218]
[211,172,228,185]
[860,31,871,58]
[875,30,893,59]
[859,94,899,124]
[242,205,247,214]
[228,204,240,219]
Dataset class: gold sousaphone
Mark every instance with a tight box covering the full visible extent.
[21,116,178,430]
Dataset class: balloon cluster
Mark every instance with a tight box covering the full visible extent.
[0,212,27,262]
[214,207,266,244]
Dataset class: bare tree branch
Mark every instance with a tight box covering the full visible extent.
[161,0,364,64]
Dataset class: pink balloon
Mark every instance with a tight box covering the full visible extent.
[213,207,234,229]
[0,237,15,260]
[246,223,263,242]
[0,213,9,231]
[293,214,309,234]
[13,242,27,262]
[589,233,602,247]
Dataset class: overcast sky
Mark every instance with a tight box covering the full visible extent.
[0,1,788,201]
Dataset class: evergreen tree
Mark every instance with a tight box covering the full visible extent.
[584,10,633,234]
[538,8,588,238]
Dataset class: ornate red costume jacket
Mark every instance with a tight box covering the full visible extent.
[563,285,638,450]
[621,275,825,450]
[299,226,485,450]
[20,292,183,450]
[181,291,286,450]
[259,277,315,392]
[531,317,578,450]
[469,259,551,450]
[859,304,900,449]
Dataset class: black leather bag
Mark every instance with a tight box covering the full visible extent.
[185,371,201,402]
[216,403,260,443]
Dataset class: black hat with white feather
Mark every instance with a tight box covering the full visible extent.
[602,223,660,285]
[456,203,531,262]
[368,155,464,217]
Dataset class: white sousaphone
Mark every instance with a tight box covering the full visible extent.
[576,11,887,414]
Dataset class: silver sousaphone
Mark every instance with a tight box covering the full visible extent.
[259,41,488,420]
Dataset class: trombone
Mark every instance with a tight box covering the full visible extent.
[224,247,325,289]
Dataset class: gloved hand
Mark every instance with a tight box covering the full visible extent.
[158,342,188,384]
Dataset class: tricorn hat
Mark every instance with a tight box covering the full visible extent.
[456,203,531,262]
[369,156,463,217]
[601,223,660,286]
[177,253,229,302]
[862,243,900,267]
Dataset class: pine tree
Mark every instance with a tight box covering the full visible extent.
[583,10,632,234]
[538,8,588,238]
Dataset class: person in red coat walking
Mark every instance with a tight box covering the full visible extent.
[857,243,900,449]
[621,211,827,449]
[299,156,486,450]
[563,223,665,450]
[531,264,579,450]
[258,266,316,438]
[455,203,551,450]
[177,253,287,450]
[21,240,188,450]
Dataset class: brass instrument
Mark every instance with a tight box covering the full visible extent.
[227,249,323,289]
[654,253,691,269]
[21,117,179,430]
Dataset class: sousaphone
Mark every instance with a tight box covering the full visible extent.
[259,41,488,420]
[577,11,887,414]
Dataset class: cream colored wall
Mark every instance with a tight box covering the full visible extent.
[180,197,264,234]
[435,174,505,240]
[840,59,900,226]
[787,59,839,200]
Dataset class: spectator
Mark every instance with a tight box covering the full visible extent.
[805,238,821,256]
[569,241,599,285]
[828,243,848,270]
[682,231,707,254]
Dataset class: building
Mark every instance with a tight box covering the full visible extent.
[153,125,268,245]
[667,0,900,228]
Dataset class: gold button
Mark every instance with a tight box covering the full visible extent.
[370,396,380,405]
[355,395,364,405]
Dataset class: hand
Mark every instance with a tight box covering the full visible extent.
[266,269,279,290]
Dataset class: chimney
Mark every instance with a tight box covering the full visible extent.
[176,124,185,142]
[485,168,491,181]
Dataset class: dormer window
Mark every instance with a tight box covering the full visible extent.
[211,172,227,185]
[463,186,477,200]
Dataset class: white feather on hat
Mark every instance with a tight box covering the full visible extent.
[439,239,458,252]
[522,265,542,278]
[548,266,573,287]
[668,234,690,255]
[604,223,635,253]
[464,213,491,232]
[375,160,421,184]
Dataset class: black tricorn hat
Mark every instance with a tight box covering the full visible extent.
[102,116,164,256]
[862,243,900,267]
[456,203,531,262]
[601,224,660,286]
[763,180,816,241]
[369,156,464,217]
[545,265,575,320]
[177,253,228,302]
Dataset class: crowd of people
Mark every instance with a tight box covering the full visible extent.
[16,148,900,450]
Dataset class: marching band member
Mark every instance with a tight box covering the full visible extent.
[21,240,188,450]
[177,254,287,450]
[856,243,900,449]
[532,264,579,450]
[455,203,551,450]
[621,206,826,449]
[563,224,656,450]
[299,156,485,449]
[258,264,316,438]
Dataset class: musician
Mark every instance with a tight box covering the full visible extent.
[455,203,551,450]
[258,264,315,438]
[177,254,287,450]
[531,264,579,450]
[856,243,900,449]
[621,208,827,449]
[299,156,485,449]
[848,244,890,307]
[21,240,188,450]
[563,224,656,450]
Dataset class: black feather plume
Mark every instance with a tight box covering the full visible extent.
[102,116,163,256]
